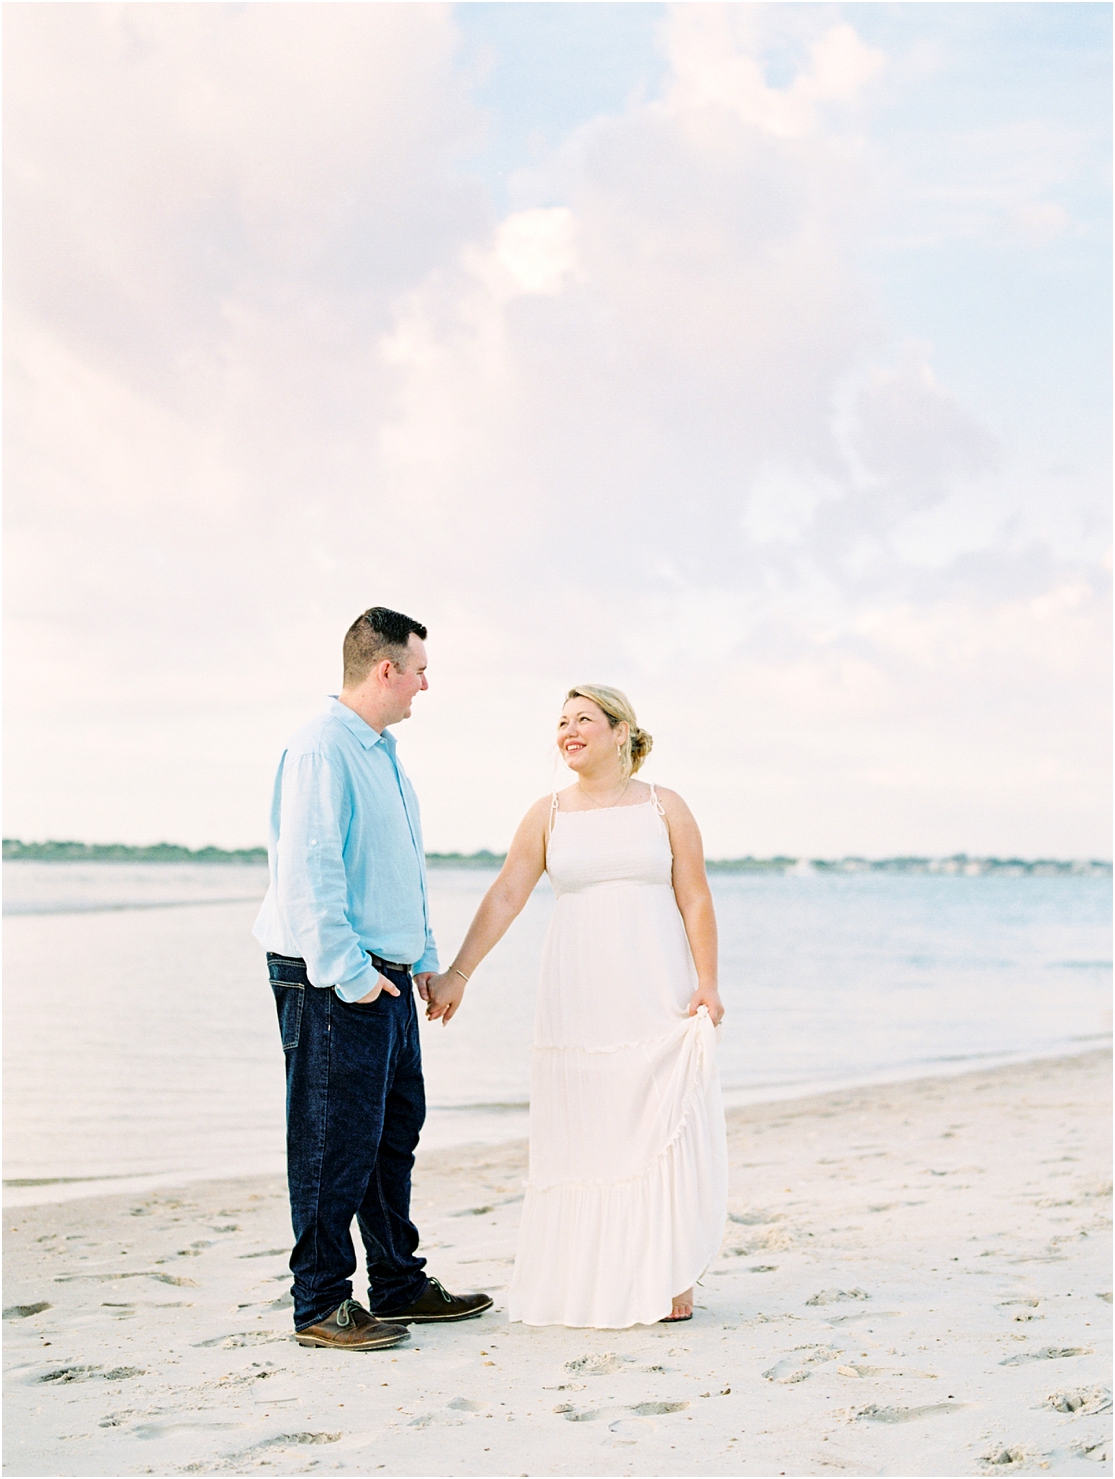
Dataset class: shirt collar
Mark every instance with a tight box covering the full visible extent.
[326,697,389,751]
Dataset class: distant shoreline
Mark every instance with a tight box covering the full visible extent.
[3,838,1110,875]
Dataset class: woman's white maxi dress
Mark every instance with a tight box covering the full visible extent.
[507,790,728,1328]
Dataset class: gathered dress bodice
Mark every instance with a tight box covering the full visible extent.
[546,799,674,895]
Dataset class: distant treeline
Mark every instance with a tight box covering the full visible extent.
[3,839,1110,876]
[2,839,269,864]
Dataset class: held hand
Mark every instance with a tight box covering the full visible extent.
[425,970,467,1025]
[413,971,436,1002]
[687,985,725,1027]
[353,972,401,1005]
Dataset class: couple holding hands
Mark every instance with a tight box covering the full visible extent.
[254,606,728,1351]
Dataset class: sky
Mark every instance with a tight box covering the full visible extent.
[4,1,1111,859]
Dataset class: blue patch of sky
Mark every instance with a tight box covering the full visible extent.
[847,3,1112,460]
[450,2,1110,468]
[451,1,668,203]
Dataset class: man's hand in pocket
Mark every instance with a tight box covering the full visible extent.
[354,972,401,1005]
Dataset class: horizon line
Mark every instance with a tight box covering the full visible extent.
[3,839,1111,872]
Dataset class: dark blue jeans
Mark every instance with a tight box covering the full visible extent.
[267,953,429,1330]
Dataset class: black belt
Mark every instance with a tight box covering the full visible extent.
[266,950,412,979]
[367,952,413,978]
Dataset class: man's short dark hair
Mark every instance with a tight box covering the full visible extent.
[343,607,428,687]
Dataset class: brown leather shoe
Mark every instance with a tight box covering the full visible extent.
[372,1276,493,1324]
[295,1298,410,1350]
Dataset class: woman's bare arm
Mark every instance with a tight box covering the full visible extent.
[658,788,725,1025]
[425,796,551,1024]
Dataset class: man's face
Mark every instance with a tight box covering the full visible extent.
[384,634,428,723]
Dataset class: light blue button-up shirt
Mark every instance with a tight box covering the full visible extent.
[252,698,438,1001]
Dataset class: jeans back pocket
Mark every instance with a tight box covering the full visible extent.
[270,982,304,1050]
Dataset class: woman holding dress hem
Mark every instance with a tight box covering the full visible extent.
[424,686,728,1328]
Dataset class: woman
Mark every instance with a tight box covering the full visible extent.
[425,685,727,1328]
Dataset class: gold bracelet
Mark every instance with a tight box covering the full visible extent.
[453,968,470,983]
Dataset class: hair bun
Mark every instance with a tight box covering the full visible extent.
[630,727,653,764]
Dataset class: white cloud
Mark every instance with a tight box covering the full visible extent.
[834,347,1000,514]
[664,9,885,138]
[740,465,843,545]
[489,207,580,297]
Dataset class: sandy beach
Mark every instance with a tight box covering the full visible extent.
[4,1049,1110,1478]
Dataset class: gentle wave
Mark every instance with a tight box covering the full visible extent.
[5,896,266,916]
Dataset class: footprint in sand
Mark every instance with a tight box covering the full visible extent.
[763,1348,838,1383]
[155,1428,340,1464]
[999,1346,1092,1366]
[806,1288,870,1306]
[53,1270,196,1287]
[1073,1439,1110,1463]
[1046,1386,1112,1414]
[556,1400,688,1423]
[446,1397,488,1412]
[3,1302,51,1319]
[37,1365,144,1384]
[564,1352,632,1375]
[981,1446,1028,1466]
[852,1401,962,1422]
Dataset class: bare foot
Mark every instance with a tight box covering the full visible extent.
[660,1287,693,1322]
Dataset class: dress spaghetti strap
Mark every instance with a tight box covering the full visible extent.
[548,791,559,837]
[648,782,668,836]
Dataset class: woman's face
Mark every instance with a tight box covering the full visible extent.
[557,698,626,772]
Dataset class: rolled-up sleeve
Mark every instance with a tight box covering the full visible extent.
[275,752,376,1001]
[413,924,440,976]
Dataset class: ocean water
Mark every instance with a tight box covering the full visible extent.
[3,861,1110,1205]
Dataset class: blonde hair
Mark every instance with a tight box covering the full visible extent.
[565,685,653,776]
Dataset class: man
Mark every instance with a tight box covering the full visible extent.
[253,606,491,1351]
